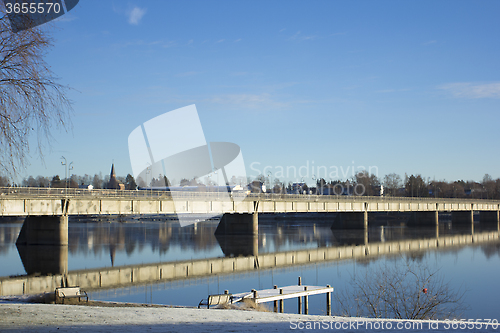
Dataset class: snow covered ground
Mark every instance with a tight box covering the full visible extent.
[0,302,498,332]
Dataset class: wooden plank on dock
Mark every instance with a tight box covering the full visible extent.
[231,285,334,304]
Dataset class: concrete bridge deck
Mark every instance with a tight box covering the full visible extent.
[1,187,499,216]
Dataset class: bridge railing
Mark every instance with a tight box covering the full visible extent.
[251,192,499,203]
[0,187,499,204]
[0,186,172,198]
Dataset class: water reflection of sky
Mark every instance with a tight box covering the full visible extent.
[66,220,224,271]
[1,218,500,319]
[89,246,500,319]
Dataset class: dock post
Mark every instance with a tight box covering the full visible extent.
[326,285,331,316]
[304,286,309,315]
[297,276,302,314]
[279,289,284,313]
[273,285,278,312]
[252,289,257,300]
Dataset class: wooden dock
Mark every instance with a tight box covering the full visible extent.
[229,277,334,315]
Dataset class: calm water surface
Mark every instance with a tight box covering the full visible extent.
[1,216,499,319]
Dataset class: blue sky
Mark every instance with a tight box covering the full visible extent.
[20,0,500,185]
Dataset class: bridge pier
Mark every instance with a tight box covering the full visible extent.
[16,244,68,275]
[16,215,68,246]
[214,213,258,236]
[408,211,438,226]
[331,212,368,230]
[451,211,474,225]
[215,234,259,256]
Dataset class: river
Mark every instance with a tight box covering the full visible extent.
[0,215,499,319]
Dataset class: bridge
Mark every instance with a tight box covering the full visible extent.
[1,187,499,245]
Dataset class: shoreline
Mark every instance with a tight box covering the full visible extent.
[1,301,498,332]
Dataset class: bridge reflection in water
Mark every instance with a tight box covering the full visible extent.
[1,216,499,297]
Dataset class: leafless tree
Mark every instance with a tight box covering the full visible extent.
[334,256,467,320]
[482,174,496,199]
[136,176,146,188]
[35,175,49,187]
[0,8,71,175]
[383,173,402,197]
[355,170,380,196]
[0,174,9,186]
[92,173,103,189]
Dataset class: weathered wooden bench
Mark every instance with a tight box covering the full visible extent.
[55,287,88,304]
[198,293,232,309]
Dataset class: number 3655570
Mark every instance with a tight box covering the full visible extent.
[5,2,61,14]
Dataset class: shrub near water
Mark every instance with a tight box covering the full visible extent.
[334,256,467,320]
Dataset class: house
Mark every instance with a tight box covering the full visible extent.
[78,183,94,190]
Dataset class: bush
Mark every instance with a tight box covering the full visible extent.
[334,256,467,320]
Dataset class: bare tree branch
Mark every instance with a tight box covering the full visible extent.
[0,10,72,176]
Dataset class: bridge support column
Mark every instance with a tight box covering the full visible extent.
[215,233,259,256]
[331,212,368,230]
[408,211,438,226]
[452,211,474,225]
[16,215,68,246]
[16,245,68,275]
[215,213,258,235]
[253,211,259,234]
[479,211,499,224]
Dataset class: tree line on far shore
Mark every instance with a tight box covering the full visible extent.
[254,171,500,199]
[1,171,499,199]
[0,173,138,191]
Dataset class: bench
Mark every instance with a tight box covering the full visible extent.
[55,287,88,304]
[198,293,232,309]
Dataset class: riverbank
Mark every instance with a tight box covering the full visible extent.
[1,302,498,332]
